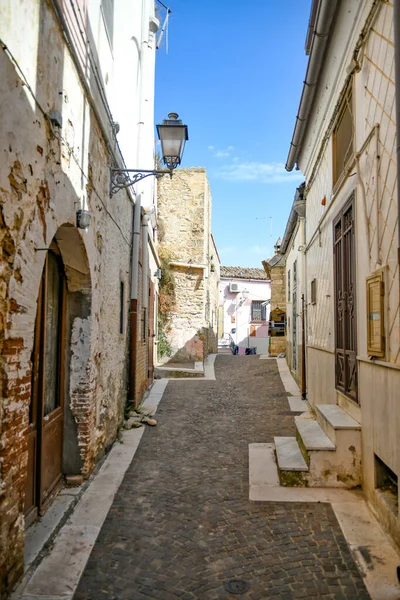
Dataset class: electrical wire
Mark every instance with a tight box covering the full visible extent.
[0,38,131,248]
[156,0,171,12]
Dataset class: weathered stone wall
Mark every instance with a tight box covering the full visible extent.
[167,267,205,362]
[0,1,134,594]
[157,169,219,362]
[158,169,207,264]
[269,264,286,356]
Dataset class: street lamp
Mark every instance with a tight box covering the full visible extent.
[110,112,189,196]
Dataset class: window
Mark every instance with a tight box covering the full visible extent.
[101,0,114,48]
[142,308,147,342]
[367,271,385,358]
[311,278,317,305]
[333,87,354,185]
[287,270,291,301]
[293,260,297,290]
[251,301,267,322]
[120,281,124,334]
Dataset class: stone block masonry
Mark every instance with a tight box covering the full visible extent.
[157,169,220,363]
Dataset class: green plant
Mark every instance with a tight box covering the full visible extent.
[157,250,176,360]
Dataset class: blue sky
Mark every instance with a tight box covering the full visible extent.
[155,0,310,268]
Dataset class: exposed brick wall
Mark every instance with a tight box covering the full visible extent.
[0,1,133,594]
[0,339,30,595]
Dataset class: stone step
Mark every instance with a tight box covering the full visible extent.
[288,396,308,412]
[316,404,361,429]
[274,437,308,472]
[295,418,335,451]
[316,404,361,445]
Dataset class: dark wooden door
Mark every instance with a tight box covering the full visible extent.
[25,246,66,523]
[148,279,155,385]
[333,195,358,403]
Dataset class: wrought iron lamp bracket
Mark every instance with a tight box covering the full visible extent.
[110,168,172,197]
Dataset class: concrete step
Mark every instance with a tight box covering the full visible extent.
[316,404,360,445]
[274,437,308,487]
[295,418,335,451]
[274,437,308,472]
[299,405,362,488]
[154,364,204,378]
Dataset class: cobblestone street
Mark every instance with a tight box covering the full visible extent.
[73,355,369,600]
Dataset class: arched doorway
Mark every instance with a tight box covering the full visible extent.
[25,241,66,525]
[24,224,92,526]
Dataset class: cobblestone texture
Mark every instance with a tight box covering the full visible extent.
[74,356,370,599]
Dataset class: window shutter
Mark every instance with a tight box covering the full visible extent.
[367,272,385,358]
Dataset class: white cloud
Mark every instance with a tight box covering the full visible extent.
[208,145,234,159]
[250,245,269,255]
[215,161,304,183]
[214,150,231,158]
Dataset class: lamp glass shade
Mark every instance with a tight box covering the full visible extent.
[242,288,250,300]
[156,113,188,170]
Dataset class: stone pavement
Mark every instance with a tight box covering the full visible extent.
[74,355,370,600]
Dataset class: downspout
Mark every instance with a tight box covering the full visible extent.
[300,217,307,400]
[394,0,400,279]
[142,213,151,310]
[129,194,142,404]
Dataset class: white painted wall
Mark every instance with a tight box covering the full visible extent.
[219,278,271,354]
[285,219,305,375]
[293,0,399,544]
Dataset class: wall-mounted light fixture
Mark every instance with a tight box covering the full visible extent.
[110,113,188,196]
[239,288,249,305]
[76,209,91,229]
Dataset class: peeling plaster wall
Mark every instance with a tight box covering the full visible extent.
[0,0,136,594]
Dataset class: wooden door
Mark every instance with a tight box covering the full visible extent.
[334,195,358,403]
[25,246,66,523]
[148,279,155,385]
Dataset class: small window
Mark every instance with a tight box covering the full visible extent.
[293,260,297,289]
[287,270,291,301]
[142,308,147,342]
[101,0,114,48]
[311,278,317,305]
[367,271,385,358]
[375,454,398,516]
[120,281,124,334]
[333,87,354,185]
[251,301,267,322]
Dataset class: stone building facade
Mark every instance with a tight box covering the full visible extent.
[262,246,286,357]
[0,0,160,595]
[157,168,220,363]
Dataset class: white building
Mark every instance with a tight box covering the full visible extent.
[219,267,271,355]
[282,0,400,545]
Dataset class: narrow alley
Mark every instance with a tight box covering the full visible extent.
[17,355,377,600]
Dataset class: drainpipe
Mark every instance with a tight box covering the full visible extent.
[301,293,306,399]
[129,193,142,404]
[394,0,400,280]
[142,213,151,310]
